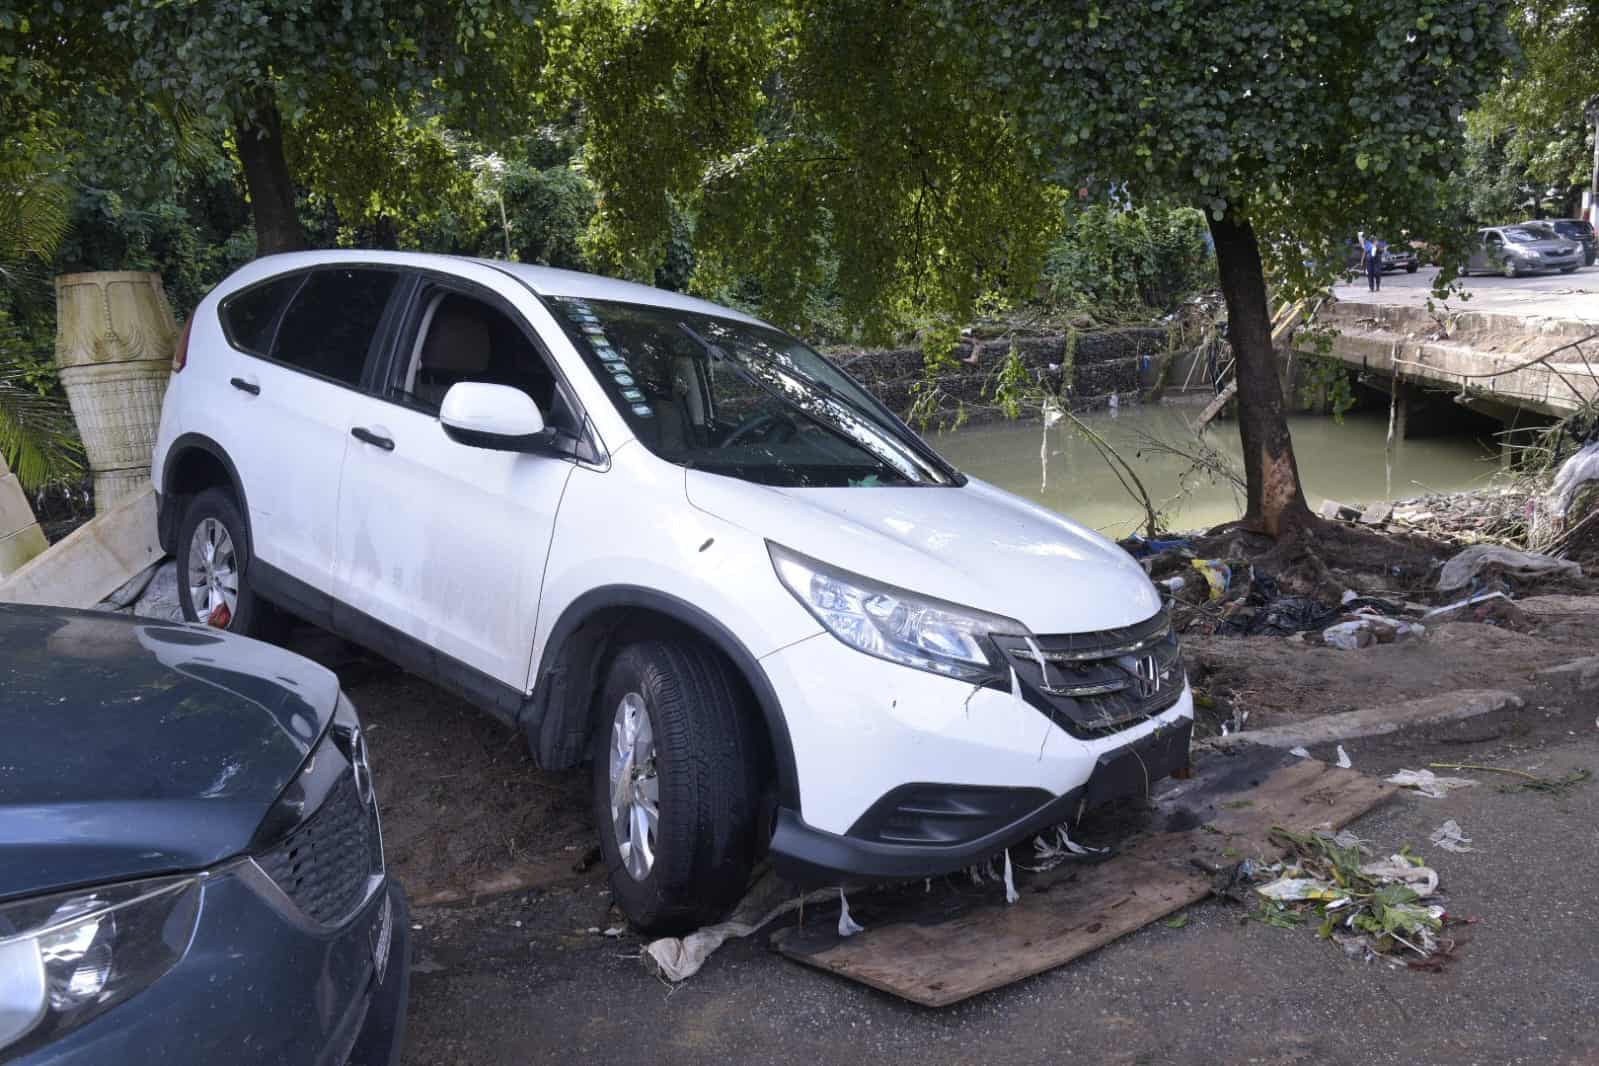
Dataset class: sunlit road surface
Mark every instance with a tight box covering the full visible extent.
[1334,263,1599,323]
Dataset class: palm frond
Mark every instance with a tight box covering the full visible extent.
[0,158,71,277]
[0,341,83,492]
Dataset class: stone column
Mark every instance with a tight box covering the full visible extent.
[0,454,47,577]
[54,272,176,512]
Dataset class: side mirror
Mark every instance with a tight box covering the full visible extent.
[439,382,547,451]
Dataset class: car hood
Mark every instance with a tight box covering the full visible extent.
[1511,239,1579,252]
[685,471,1161,634]
[0,606,339,901]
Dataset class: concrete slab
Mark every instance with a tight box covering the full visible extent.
[0,471,46,577]
[1205,689,1522,750]
[0,484,162,607]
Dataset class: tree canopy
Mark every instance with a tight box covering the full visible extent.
[560,0,1513,534]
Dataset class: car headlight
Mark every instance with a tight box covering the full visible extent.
[768,542,1027,682]
[0,876,199,1054]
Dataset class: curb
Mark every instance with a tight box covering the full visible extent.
[1201,689,1523,751]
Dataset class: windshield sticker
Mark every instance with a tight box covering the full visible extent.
[581,324,607,336]
[611,372,636,387]
[630,403,654,417]
[621,387,646,401]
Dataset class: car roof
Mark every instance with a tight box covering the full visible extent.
[228,250,771,328]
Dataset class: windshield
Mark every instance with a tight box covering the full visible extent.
[1503,226,1547,243]
[548,297,958,488]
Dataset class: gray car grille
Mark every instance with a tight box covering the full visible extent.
[256,771,380,925]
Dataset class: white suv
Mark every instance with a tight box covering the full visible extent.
[152,252,1192,932]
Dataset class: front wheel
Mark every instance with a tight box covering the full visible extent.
[1405,263,1418,273]
[1503,259,1519,278]
[591,640,760,934]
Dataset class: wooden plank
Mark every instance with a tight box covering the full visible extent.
[774,751,1395,1007]
[1194,379,1238,429]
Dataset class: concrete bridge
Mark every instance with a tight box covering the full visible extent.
[1289,271,1599,433]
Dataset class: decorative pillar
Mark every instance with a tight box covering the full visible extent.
[54,272,176,512]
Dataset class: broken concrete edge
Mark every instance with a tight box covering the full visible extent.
[1534,655,1599,689]
[0,484,161,608]
[1200,688,1523,752]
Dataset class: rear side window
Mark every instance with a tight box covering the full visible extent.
[271,269,399,386]
[219,275,301,356]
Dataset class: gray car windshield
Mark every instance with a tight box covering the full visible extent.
[549,297,958,488]
[1503,227,1545,243]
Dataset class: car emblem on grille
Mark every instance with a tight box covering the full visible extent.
[349,726,374,807]
[1132,654,1160,699]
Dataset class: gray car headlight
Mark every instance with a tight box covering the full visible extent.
[0,876,199,1054]
[768,542,1027,682]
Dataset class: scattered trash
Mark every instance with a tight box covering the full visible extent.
[1245,828,1449,963]
[1023,823,1110,872]
[602,926,626,937]
[838,888,865,937]
[1321,614,1425,649]
[1120,534,1195,559]
[1429,820,1474,853]
[641,872,837,983]
[1386,769,1478,799]
[1428,761,1592,798]
[1190,559,1232,602]
[1002,850,1019,905]
[1542,440,1599,527]
[1336,746,1352,769]
[1436,544,1582,593]
[1289,746,1312,759]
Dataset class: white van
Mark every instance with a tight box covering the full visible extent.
[152,252,1192,932]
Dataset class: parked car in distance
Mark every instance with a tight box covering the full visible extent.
[0,604,407,1065]
[1525,218,1596,266]
[151,251,1193,934]
[1381,245,1419,273]
[1464,225,1585,277]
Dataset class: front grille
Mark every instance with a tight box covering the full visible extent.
[993,610,1184,738]
[256,771,381,925]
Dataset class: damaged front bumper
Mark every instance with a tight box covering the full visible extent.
[768,710,1193,886]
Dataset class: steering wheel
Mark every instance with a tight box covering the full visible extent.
[722,411,799,448]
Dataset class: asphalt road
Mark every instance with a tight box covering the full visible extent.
[390,692,1599,1066]
[1334,263,1599,323]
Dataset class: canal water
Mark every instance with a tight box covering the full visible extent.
[931,405,1499,538]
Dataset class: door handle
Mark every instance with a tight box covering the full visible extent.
[350,427,395,451]
[230,377,260,395]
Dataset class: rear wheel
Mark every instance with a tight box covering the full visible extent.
[591,640,759,934]
[175,487,277,637]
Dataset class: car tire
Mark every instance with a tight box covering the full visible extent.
[1561,266,1578,274]
[1503,260,1518,278]
[591,639,759,935]
[175,487,279,637]
[1405,263,1418,273]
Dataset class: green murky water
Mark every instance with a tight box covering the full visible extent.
[932,405,1498,538]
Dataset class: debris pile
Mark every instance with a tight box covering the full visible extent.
[1242,827,1463,966]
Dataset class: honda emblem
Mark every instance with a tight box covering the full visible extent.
[1132,654,1160,698]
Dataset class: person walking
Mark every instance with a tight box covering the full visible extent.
[1363,234,1384,292]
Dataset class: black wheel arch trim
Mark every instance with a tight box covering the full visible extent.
[159,433,252,561]
[523,585,802,812]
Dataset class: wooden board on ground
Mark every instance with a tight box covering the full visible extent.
[773,748,1395,1007]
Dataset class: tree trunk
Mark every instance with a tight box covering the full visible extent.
[1206,211,1314,537]
[235,94,306,257]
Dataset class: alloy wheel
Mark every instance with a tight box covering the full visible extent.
[187,517,239,628]
[608,692,660,881]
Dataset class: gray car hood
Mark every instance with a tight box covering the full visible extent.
[0,606,339,901]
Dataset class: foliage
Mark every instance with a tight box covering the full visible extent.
[1471,0,1597,194]
[1296,354,1357,421]
[963,0,1513,297]
[1041,205,1214,320]
[557,0,1063,341]
[0,309,81,489]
